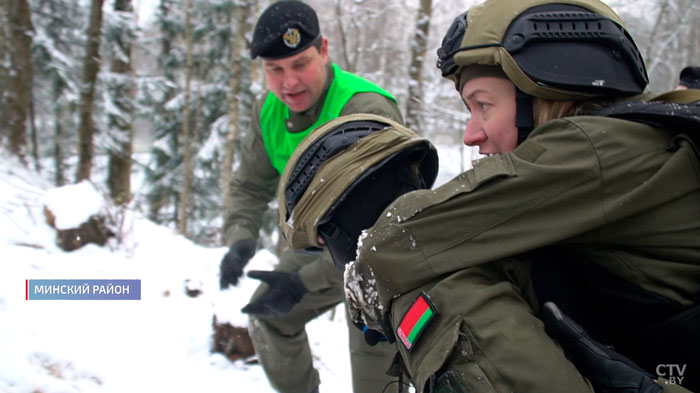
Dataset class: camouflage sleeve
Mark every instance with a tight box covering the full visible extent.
[341,92,404,125]
[354,119,605,315]
[223,99,279,246]
[297,250,341,292]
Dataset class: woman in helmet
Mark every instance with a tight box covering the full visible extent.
[343,0,700,392]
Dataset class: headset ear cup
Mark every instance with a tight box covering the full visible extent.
[320,145,438,270]
[318,222,354,271]
[395,161,422,198]
[319,159,401,269]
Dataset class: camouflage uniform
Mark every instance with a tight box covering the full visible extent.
[343,0,700,391]
[349,112,700,393]
[224,63,403,393]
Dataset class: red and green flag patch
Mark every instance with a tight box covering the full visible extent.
[396,292,437,351]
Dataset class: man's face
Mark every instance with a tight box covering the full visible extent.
[262,38,329,113]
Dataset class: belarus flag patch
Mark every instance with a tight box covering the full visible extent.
[396,292,437,351]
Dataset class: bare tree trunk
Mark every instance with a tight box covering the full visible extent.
[643,0,699,91]
[107,0,135,204]
[2,0,33,165]
[192,66,203,161]
[334,0,353,72]
[177,0,194,236]
[252,60,262,91]
[221,1,252,242]
[405,0,432,132]
[76,0,105,182]
[348,6,362,74]
[0,0,11,150]
[680,0,700,72]
[644,0,669,64]
[249,1,263,91]
[54,101,65,186]
[689,12,700,66]
[29,98,40,171]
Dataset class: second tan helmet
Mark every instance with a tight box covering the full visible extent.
[278,114,438,270]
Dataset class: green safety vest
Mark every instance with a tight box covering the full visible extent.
[260,63,396,174]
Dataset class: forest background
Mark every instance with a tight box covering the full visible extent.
[1,0,699,249]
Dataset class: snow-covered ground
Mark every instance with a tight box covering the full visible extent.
[0,143,468,393]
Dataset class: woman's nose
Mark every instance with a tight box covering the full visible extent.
[463,117,486,146]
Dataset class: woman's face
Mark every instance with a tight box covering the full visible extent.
[461,76,518,154]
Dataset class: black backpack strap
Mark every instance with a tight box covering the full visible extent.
[597,96,700,130]
[531,248,700,391]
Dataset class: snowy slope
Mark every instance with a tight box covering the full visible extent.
[0,150,352,393]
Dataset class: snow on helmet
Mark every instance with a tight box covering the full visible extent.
[278,113,438,269]
[436,0,648,100]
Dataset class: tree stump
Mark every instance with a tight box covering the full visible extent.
[44,206,114,251]
[211,315,256,362]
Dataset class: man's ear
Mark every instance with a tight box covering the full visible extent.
[320,36,329,62]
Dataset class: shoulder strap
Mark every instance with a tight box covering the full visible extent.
[650,89,700,104]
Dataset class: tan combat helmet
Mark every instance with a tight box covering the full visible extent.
[278,114,438,270]
[436,0,648,101]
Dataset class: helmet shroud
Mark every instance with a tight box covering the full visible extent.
[278,114,438,269]
[437,0,648,100]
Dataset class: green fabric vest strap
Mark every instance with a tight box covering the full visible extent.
[260,63,396,174]
[650,89,700,104]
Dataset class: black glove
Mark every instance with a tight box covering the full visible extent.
[241,270,308,318]
[353,321,389,346]
[541,302,662,393]
[219,239,256,289]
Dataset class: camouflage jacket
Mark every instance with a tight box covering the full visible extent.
[223,63,403,291]
[347,101,700,387]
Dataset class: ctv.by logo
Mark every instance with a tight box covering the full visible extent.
[656,364,687,385]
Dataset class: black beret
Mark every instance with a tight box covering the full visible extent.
[679,66,700,89]
[250,1,321,60]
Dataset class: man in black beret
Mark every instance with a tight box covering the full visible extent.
[219,1,403,392]
[677,66,700,90]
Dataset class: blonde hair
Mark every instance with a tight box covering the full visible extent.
[532,97,614,127]
[532,98,575,127]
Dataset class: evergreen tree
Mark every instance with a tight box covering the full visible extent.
[187,0,246,243]
[1,0,34,165]
[30,0,86,185]
[75,0,106,182]
[142,0,185,227]
[142,0,256,244]
[104,0,136,204]
[221,0,253,241]
[177,0,194,236]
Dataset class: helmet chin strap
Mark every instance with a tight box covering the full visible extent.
[515,88,534,145]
